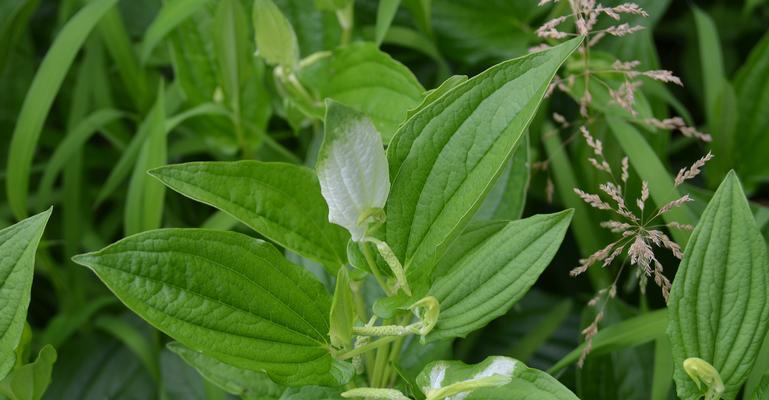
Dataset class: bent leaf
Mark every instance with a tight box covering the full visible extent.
[73,229,347,386]
[253,0,300,68]
[0,345,57,400]
[167,342,284,398]
[667,171,769,400]
[297,42,424,140]
[150,161,349,274]
[317,100,390,241]
[0,208,52,380]
[426,210,573,342]
[385,37,582,287]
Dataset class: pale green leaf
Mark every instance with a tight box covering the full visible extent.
[0,208,52,380]
[5,0,117,219]
[253,0,299,68]
[73,228,348,386]
[668,171,769,400]
[417,356,577,400]
[0,345,57,400]
[385,37,582,287]
[297,42,424,140]
[318,100,389,241]
[167,342,283,398]
[426,210,572,342]
[150,161,349,273]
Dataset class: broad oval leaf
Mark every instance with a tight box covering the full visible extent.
[0,208,52,380]
[385,37,582,286]
[318,100,390,241]
[73,229,347,386]
[150,161,349,274]
[417,356,577,400]
[426,210,573,342]
[667,171,769,400]
[297,42,424,140]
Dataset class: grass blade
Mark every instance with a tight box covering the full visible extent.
[5,0,117,220]
[140,0,211,64]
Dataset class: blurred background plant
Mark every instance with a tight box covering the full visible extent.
[0,0,767,398]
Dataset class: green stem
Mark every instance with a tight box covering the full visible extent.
[339,336,399,360]
[360,241,393,295]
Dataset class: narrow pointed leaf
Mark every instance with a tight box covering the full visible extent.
[427,210,573,342]
[0,208,52,380]
[150,161,349,273]
[140,0,210,63]
[5,0,117,219]
[385,37,582,286]
[73,229,347,386]
[667,171,769,400]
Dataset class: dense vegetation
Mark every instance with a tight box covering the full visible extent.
[1,0,768,399]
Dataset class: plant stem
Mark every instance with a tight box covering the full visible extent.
[339,336,399,360]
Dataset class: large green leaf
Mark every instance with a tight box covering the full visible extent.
[472,132,529,222]
[150,161,349,273]
[5,0,117,219]
[297,42,424,140]
[0,209,52,380]
[385,37,581,287]
[417,356,577,400]
[734,31,769,181]
[667,171,769,400]
[426,210,572,342]
[73,229,348,386]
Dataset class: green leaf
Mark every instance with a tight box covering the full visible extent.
[0,345,57,400]
[329,268,355,353]
[150,161,349,273]
[318,100,390,241]
[140,0,210,64]
[734,31,769,181]
[385,37,581,288]
[417,356,577,400]
[252,0,299,68]
[549,309,668,374]
[0,208,52,380]
[73,228,346,386]
[297,42,424,140]
[667,171,769,400]
[406,75,467,119]
[472,132,529,222]
[167,342,284,398]
[693,5,725,127]
[426,210,572,342]
[124,84,167,235]
[4,0,117,219]
[375,0,401,45]
[432,220,508,280]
